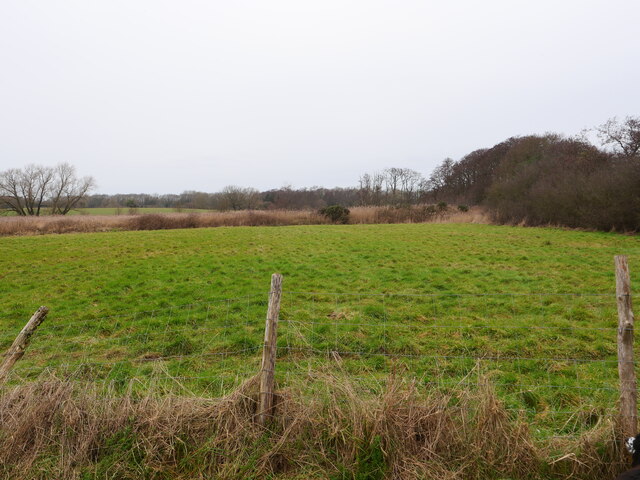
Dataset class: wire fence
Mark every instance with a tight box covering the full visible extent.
[0,288,632,439]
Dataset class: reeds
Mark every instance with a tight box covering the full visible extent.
[0,207,489,236]
[0,373,625,479]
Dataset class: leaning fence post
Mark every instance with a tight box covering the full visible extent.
[615,255,637,436]
[258,273,283,426]
[0,306,49,384]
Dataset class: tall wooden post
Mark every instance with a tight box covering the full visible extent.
[0,306,49,384]
[615,256,637,436]
[258,274,283,426]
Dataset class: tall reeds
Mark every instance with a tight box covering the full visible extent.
[0,207,489,236]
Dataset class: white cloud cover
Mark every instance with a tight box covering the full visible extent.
[1,0,638,193]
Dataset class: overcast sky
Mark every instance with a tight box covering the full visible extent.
[1,1,639,194]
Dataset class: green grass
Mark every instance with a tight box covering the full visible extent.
[0,223,638,437]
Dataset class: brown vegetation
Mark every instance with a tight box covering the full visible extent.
[0,373,625,479]
[0,206,489,236]
[427,124,640,232]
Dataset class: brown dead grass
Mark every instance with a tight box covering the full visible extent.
[0,372,625,480]
[0,206,490,236]
[349,206,489,225]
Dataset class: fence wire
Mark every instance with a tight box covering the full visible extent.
[0,290,632,439]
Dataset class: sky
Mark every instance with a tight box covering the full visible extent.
[1,1,639,194]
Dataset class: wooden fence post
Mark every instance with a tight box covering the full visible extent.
[258,274,283,426]
[615,255,637,436]
[0,306,49,384]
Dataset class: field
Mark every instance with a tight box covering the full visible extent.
[0,223,639,479]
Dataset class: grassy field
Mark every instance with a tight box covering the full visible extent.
[0,223,638,478]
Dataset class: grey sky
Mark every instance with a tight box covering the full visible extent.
[1,0,639,194]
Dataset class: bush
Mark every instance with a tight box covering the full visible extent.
[128,214,199,231]
[319,205,350,224]
[458,205,469,212]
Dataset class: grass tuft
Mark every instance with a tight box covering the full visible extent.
[0,373,628,479]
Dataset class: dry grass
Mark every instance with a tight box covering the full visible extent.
[349,206,489,225]
[0,206,489,236]
[0,372,625,480]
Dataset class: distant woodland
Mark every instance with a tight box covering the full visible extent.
[3,116,639,232]
[84,116,639,231]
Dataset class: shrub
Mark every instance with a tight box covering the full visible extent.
[128,214,171,230]
[319,205,350,224]
[458,205,469,212]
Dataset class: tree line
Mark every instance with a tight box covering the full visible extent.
[425,116,639,231]
[2,116,638,231]
[83,186,360,212]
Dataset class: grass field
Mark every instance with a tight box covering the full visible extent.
[0,223,638,478]
[1,224,637,397]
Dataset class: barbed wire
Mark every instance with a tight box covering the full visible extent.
[279,318,617,331]
[283,291,619,297]
[274,345,624,364]
[5,346,263,372]
[1,287,631,441]
[19,294,267,329]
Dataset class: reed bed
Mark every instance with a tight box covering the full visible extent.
[0,206,489,236]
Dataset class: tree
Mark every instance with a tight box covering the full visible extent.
[219,185,261,211]
[595,116,640,158]
[358,168,424,206]
[398,168,422,203]
[0,163,95,216]
[426,158,455,199]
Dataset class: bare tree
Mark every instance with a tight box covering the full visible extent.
[383,167,402,200]
[596,116,640,158]
[426,158,455,199]
[0,165,54,216]
[219,185,261,210]
[357,173,373,205]
[0,168,27,215]
[370,172,384,205]
[0,163,95,215]
[49,163,96,215]
[398,168,423,203]
[358,168,425,205]
[244,187,262,209]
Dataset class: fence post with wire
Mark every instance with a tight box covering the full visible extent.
[258,273,283,426]
[0,261,637,443]
[615,255,636,437]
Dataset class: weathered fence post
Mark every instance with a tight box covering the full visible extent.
[615,255,637,437]
[0,306,49,384]
[258,274,283,426]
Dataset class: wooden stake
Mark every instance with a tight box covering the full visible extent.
[0,306,49,384]
[258,274,283,425]
[615,256,637,436]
